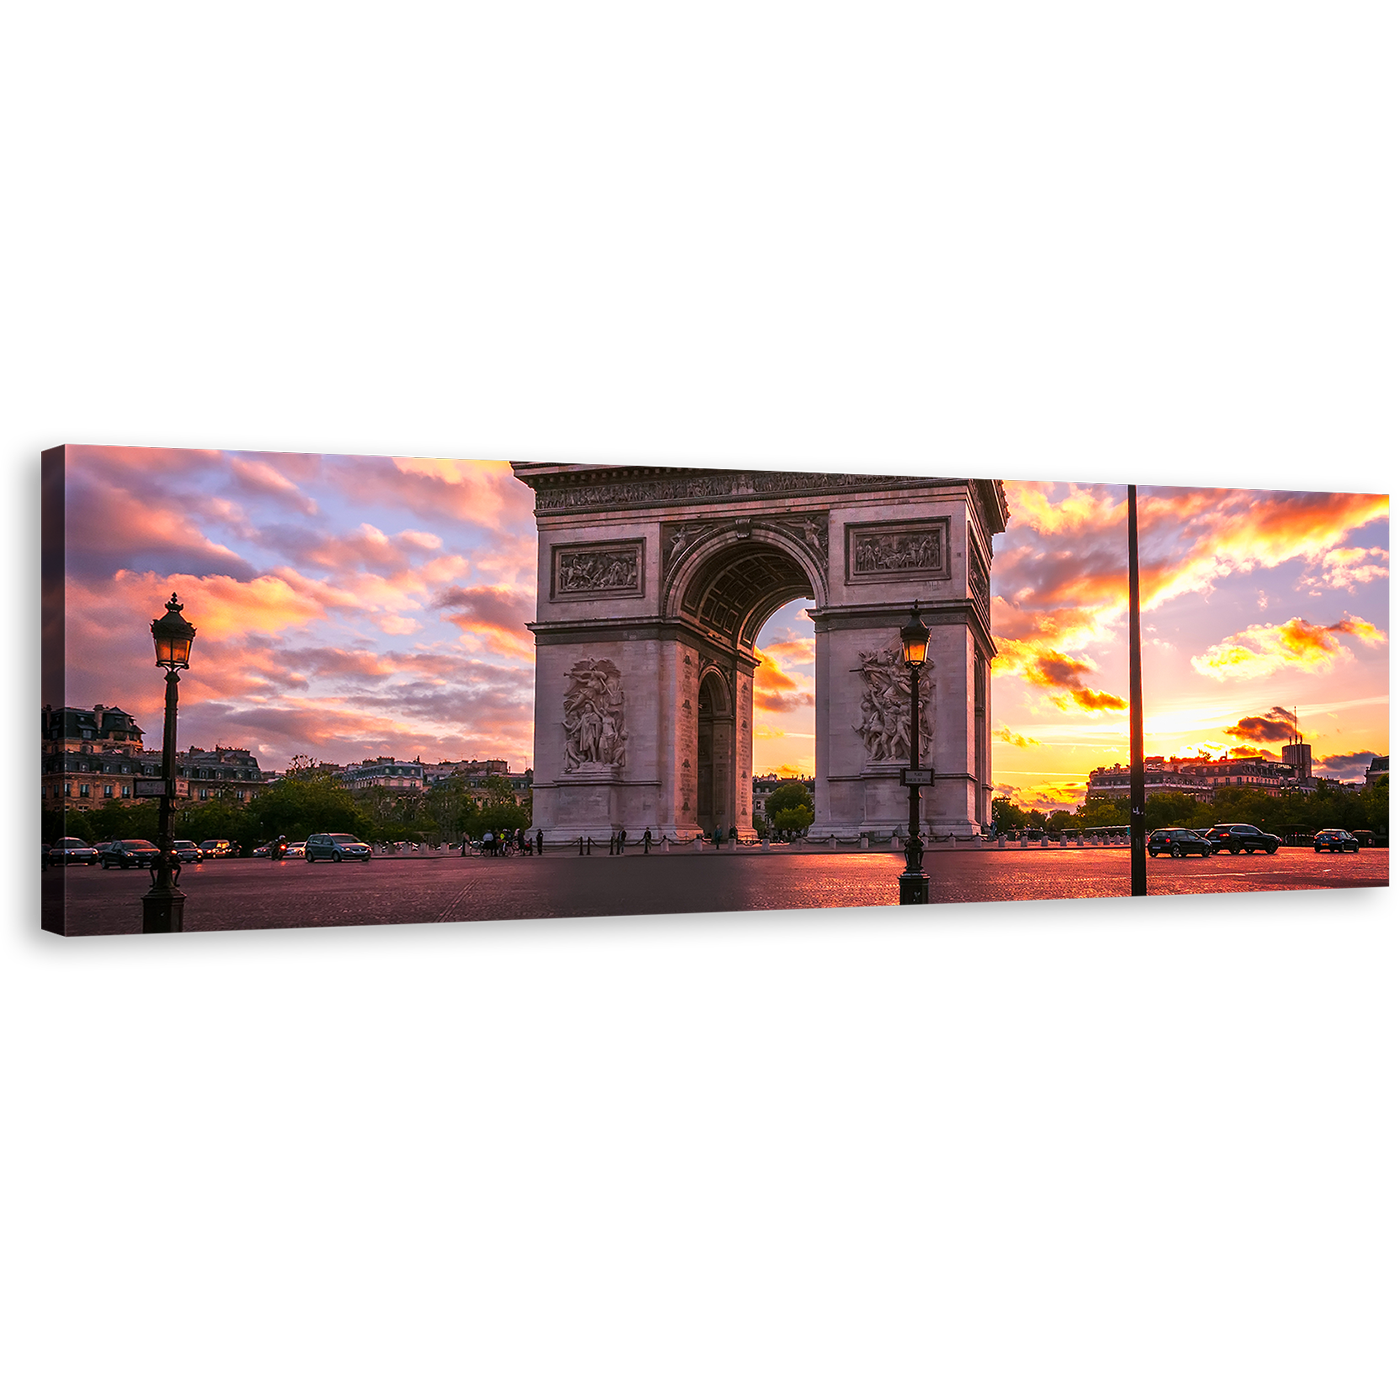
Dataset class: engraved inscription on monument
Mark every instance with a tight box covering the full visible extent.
[551,540,644,598]
[563,658,627,772]
[845,517,951,584]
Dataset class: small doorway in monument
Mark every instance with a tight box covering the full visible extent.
[695,671,731,835]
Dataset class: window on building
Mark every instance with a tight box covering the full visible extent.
[121,785,130,798]
[104,785,114,798]
[79,785,90,797]
[64,784,72,796]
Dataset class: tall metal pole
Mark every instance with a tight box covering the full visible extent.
[898,661,929,905]
[1127,485,1147,897]
[142,668,186,932]
[908,662,922,853]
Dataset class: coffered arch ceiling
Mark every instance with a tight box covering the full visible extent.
[671,535,820,651]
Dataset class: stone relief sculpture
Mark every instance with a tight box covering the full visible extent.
[563,658,627,771]
[556,547,639,594]
[853,529,942,574]
[970,551,990,619]
[853,644,932,764]
[663,513,828,580]
[773,513,829,559]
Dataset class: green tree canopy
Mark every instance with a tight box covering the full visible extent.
[769,802,815,834]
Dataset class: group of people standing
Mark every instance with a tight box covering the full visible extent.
[468,828,543,857]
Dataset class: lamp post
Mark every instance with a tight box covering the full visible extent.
[141,594,196,934]
[898,602,931,905]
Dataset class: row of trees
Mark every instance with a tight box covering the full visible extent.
[49,765,533,851]
[992,781,1388,840]
[51,769,1385,848]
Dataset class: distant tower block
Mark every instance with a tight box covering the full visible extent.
[513,464,1008,844]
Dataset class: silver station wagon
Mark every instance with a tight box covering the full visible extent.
[304,832,372,863]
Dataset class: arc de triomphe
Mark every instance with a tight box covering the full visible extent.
[514,463,1008,842]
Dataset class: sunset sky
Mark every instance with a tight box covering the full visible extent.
[62,449,1388,800]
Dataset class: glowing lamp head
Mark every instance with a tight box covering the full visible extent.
[151,593,197,671]
[900,601,930,669]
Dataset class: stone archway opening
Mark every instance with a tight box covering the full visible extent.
[666,531,822,838]
[753,596,818,783]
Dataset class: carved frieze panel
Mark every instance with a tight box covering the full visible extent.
[533,470,925,514]
[550,539,645,599]
[562,658,627,772]
[852,643,933,765]
[844,517,951,585]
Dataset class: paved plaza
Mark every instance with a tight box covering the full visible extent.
[45,845,1389,937]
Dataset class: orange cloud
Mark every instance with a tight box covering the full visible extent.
[995,484,1389,644]
[1191,614,1387,680]
[1223,707,1299,744]
[432,585,535,660]
[993,638,1127,712]
[753,646,814,713]
[994,725,1041,748]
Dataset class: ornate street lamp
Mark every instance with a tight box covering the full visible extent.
[898,601,932,905]
[141,594,196,933]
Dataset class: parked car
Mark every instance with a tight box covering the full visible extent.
[199,839,234,858]
[304,832,372,863]
[1148,827,1213,858]
[1349,830,1385,848]
[1204,823,1280,855]
[101,839,161,869]
[1313,828,1359,854]
[171,839,204,863]
[51,836,100,865]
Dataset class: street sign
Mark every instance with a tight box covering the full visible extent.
[902,768,933,786]
[132,778,190,798]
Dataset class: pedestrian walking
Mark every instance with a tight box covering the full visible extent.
[536,828,543,856]
[643,827,652,854]
[618,827,627,854]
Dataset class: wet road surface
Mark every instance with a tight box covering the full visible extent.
[45,845,1389,936]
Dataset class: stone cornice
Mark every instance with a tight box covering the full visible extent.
[511,462,987,516]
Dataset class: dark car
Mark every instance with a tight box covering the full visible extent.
[171,840,204,863]
[1349,830,1384,848]
[1313,828,1359,853]
[199,839,234,858]
[1148,827,1213,858]
[1204,823,1280,855]
[51,837,100,865]
[101,839,161,869]
[304,832,372,863]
